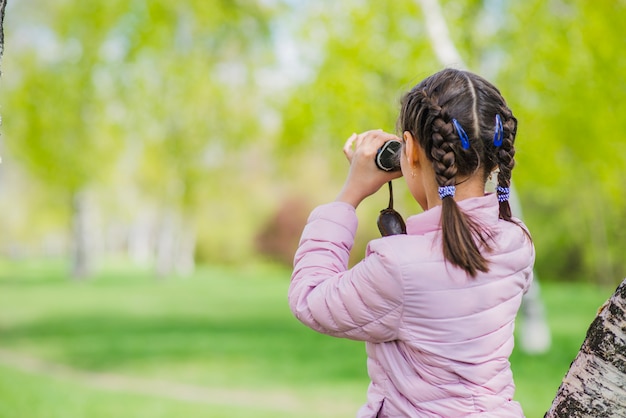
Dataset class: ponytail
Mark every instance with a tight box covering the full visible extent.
[429,110,491,278]
[440,196,492,277]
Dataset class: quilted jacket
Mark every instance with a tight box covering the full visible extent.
[289,193,534,417]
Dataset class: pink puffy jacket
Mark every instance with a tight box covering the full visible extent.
[289,194,534,417]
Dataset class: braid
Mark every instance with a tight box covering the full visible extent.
[495,108,518,220]
[420,95,491,277]
[429,111,458,188]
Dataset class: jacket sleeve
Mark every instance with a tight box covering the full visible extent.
[288,202,403,343]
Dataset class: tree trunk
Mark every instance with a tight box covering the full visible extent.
[416,0,464,67]
[175,222,195,277]
[0,0,6,166]
[0,0,6,64]
[545,278,626,417]
[71,190,96,279]
[510,185,551,354]
[155,210,177,278]
[154,210,196,278]
[128,209,156,266]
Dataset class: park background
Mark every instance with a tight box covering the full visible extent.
[0,0,625,417]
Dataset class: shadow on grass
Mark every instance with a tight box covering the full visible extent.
[0,313,368,387]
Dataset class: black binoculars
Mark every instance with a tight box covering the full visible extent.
[375,140,402,172]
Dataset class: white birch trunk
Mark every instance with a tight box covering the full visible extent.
[155,210,177,278]
[545,278,626,417]
[71,190,96,279]
[0,0,5,62]
[154,210,196,278]
[175,223,196,277]
[509,185,551,354]
[128,210,156,266]
[416,0,465,68]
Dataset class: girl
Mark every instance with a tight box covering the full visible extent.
[289,68,534,417]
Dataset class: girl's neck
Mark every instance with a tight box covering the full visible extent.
[425,175,485,210]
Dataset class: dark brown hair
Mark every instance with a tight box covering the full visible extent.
[398,68,519,277]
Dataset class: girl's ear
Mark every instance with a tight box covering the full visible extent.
[403,131,420,165]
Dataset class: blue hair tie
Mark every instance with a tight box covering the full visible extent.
[438,185,456,199]
[496,186,510,202]
[451,119,470,150]
[493,114,504,147]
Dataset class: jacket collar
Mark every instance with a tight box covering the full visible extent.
[406,193,500,236]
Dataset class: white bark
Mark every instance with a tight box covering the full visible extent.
[128,210,156,266]
[519,279,551,354]
[176,224,196,277]
[71,190,97,279]
[0,0,6,62]
[417,0,465,68]
[545,278,626,417]
[155,210,177,278]
[510,185,551,354]
[154,210,196,278]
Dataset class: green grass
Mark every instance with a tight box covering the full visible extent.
[510,282,610,417]
[0,259,614,418]
[0,363,241,418]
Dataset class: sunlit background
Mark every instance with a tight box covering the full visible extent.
[0,0,625,417]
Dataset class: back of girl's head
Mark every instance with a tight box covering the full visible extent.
[398,68,519,277]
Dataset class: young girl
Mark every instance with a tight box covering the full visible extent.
[288,68,535,417]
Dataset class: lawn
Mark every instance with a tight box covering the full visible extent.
[0,259,613,417]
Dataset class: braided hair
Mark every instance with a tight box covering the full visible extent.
[398,68,520,277]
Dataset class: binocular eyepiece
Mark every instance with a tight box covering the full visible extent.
[375,140,402,172]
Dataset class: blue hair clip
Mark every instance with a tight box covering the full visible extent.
[496,186,510,202]
[452,119,470,150]
[438,185,456,199]
[493,114,504,147]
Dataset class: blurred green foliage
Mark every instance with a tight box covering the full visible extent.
[498,0,626,284]
[1,0,625,282]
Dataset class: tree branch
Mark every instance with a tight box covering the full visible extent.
[416,0,465,68]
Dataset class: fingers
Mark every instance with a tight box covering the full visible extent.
[343,130,401,162]
[343,133,357,162]
[356,130,400,153]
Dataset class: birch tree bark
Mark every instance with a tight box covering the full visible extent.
[545,278,626,417]
[416,0,464,67]
[71,190,97,279]
[0,0,5,63]
[0,0,6,164]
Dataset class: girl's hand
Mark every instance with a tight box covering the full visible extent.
[336,130,402,208]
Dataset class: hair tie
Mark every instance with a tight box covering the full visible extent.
[438,185,456,199]
[496,186,510,202]
[493,114,504,147]
[451,119,470,150]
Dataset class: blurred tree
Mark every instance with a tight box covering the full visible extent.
[3,1,129,278]
[278,2,436,156]
[112,0,277,276]
[498,0,626,283]
[2,0,279,277]
[0,0,5,64]
[125,52,261,276]
[273,1,441,263]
